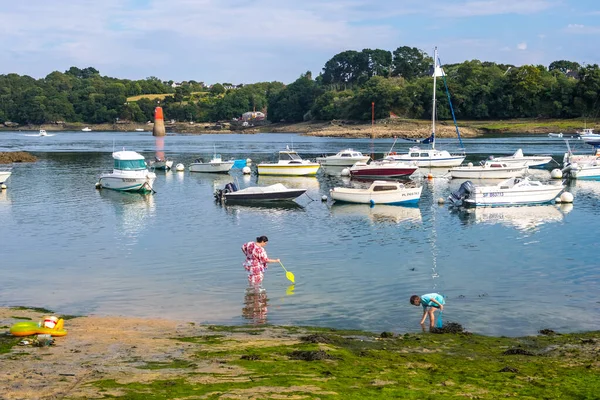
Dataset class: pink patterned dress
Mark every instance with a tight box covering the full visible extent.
[242,241,269,285]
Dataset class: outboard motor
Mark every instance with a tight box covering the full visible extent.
[215,182,238,202]
[448,181,475,206]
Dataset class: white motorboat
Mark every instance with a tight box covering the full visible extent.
[316,149,370,166]
[330,180,422,205]
[82,127,92,132]
[149,157,174,170]
[39,129,48,136]
[449,161,528,179]
[189,153,234,173]
[349,159,418,179]
[562,159,600,180]
[214,182,307,203]
[577,128,600,145]
[257,148,320,176]
[488,149,553,168]
[0,168,12,185]
[135,128,145,132]
[548,132,563,138]
[562,140,600,165]
[385,47,465,168]
[98,150,156,193]
[448,177,565,207]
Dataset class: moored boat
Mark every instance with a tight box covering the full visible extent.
[488,149,553,168]
[548,132,563,138]
[149,157,174,170]
[577,128,600,145]
[189,153,234,173]
[562,159,600,180]
[316,148,370,168]
[215,182,307,203]
[0,168,12,186]
[448,177,565,207]
[82,127,92,132]
[39,129,48,136]
[330,180,422,205]
[349,159,418,179]
[257,148,320,176]
[98,150,156,193]
[449,161,528,179]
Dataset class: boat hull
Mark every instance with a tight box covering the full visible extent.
[0,171,11,184]
[491,157,552,168]
[99,173,156,193]
[257,164,320,176]
[224,189,307,202]
[569,164,600,180]
[189,162,234,173]
[152,160,174,170]
[316,157,370,167]
[464,186,564,206]
[450,166,527,179]
[331,186,422,205]
[349,167,417,179]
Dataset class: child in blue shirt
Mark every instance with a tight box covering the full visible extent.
[410,293,445,328]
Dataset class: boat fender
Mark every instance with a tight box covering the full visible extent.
[370,199,375,206]
[389,152,397,155]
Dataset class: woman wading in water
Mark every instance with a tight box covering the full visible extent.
[241,236,280,285]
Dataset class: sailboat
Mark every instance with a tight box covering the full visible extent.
[386,47,466,167]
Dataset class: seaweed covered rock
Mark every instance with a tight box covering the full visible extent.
[0,151,37,164]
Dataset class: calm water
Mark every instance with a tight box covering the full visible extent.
[1,131,599,336]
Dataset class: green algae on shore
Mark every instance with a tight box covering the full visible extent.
[86,328,600,400]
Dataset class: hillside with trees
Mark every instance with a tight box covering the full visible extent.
[0,47,598,127]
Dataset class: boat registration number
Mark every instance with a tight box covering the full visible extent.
[483,192,504,198]
[122,178,137,182]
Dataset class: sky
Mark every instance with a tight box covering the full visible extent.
[1,0,599,85]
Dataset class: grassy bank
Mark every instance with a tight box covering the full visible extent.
[1,307,599,399]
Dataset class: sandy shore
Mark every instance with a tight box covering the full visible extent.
[2,307,599,399]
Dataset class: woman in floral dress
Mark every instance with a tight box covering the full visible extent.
[241,236,280,285]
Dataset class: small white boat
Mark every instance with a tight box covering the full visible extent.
[215,182,307,202]
[349,159,418,179]
[149,157,174,170]
[449,161,528,179]
[563,159,600,180]
[82,127,92,132]
[0,168,12,185]
[330,180,422,205]
[39,129,48,136]
[98,150,156,193]
[562,139,600,165]
[577,128,600,144]
[135,128,145,132]
[189,153,234,173]
[548,132,563,138]
[316,149,370,173]
[489,149,553,168]
[386,147,465,167]
[448,177,564,207]
[257,148,320,176]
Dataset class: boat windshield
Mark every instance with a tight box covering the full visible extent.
[114,159,147,170]
[280,152,302,161]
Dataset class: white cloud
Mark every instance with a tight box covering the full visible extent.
[517,42,528,50]
[564,24,600,34]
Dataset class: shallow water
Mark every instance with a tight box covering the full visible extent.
[0,131,598,336]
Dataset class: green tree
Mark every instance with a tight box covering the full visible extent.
[392,46,431,79]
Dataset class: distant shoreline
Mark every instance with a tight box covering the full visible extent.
[0,118,595,138]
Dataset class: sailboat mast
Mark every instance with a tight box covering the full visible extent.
[431,47,437,150]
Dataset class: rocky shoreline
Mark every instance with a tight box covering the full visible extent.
[1,307,598,399]
[2,118,591,138]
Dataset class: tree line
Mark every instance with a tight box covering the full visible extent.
[0,48,598,126]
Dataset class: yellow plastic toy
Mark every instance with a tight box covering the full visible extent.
[10,317,67,337]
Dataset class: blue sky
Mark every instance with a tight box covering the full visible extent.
[1,0,599,84]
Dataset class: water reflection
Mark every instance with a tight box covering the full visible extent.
[330,204,422,224]
[242,286,269,325]
[256,175,320,190]
[0,189,11,214]
[457,205,564,232]
[98,190,156,240]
